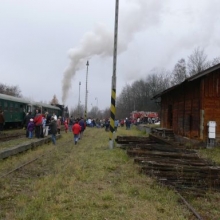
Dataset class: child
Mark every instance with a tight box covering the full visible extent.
[27,118,35,138]
[72,120,81,144]
[64,119,68,133]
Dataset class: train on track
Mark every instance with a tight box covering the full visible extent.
[0,93,68,128]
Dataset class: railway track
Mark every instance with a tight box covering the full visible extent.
[0,133,25,142]
[0,147,52,218]
[0,138,74,219]
[115,135,220,220]
[0,154,44,178]
[0,135,71,178]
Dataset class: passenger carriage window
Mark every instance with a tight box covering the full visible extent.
[10,103,13,112]
[4,102,8,111]
[15,103,19,112]
[0,101,2,112]
[20,104,24,112]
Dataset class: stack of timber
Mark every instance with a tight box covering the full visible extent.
[116,136,220,196]
[116,136,158,150]
[151,128,175,141]
[116,136,155,144]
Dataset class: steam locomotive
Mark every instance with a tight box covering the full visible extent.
[0,93,68,128]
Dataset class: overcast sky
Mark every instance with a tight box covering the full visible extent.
[1,0,220,111]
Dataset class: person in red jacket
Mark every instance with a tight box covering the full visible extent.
[72,120,81,145]
[34,109,43,138]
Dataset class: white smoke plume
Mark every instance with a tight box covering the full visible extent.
[61,0,166,104]
[62,24,114,104]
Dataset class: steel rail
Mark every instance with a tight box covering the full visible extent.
[0,154,45,178]
[0,139,73,178]
[166,184,204,220]
[175,190,203,220]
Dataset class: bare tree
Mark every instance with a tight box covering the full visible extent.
[171,58,187,85]
[116,69,170,118]
[131,79,149,110]
[187,47,208,76]
[206,56,220,68]
[0,83,21,97]
[116,84,133,118]
[211,57,220,66]
[146,68,171,97]
[50,95,59,105]
[88,106,102,119]
[70,104,84,118]
[101,107,110,119]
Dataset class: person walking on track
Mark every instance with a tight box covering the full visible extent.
[72,120,81,145]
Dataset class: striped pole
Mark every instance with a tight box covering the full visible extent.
[109,0,119,149]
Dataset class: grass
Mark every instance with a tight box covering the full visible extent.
[0,125,200,219]
[0,137,29,150]
[198,147,220,165]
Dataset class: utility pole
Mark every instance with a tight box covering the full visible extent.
[84,61,89,120]
[95,97,98,108]
[109,0,119,149]
[78,81,81,115]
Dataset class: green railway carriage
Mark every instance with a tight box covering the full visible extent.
[0,93,64,128]
[0,93,30,128]
[31,102,62,117]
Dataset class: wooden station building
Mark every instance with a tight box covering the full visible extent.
[153,63,220,142]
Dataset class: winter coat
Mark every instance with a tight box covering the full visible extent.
[49,120,57,135]
[24,114,32,126]
[125,119,131,126]
[27,121,35,132]
[72,123,81,135]
[69,117,74,126]
[79,119,85,131]
[46,114,51,125]
[34,113,43,126]
[64,121,68,130]
[56,118,61,129]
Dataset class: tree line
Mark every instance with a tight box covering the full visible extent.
[0,83,21,97]
[115,47,220,119]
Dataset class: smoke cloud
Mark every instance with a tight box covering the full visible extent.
[62,23,114,104]
[62,0,166,104]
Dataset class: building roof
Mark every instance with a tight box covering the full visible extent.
[33,102,60,110]
[0,93,60,110]
[0,93,30,104]
[152,63,220,99]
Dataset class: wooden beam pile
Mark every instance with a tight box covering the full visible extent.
[116,136,156,144]
[116,136,220,195]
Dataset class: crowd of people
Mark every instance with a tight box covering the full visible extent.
[0,108,135,145]
[0,108,160,147]
[84,117,132,131]
[23,110,87,145]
